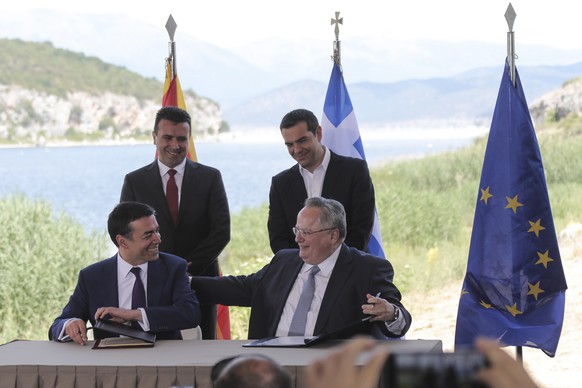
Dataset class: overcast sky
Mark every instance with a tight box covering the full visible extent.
[5,0,582,50]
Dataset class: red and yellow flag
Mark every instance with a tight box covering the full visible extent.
[162,60,231,340]
[162,61,197,161]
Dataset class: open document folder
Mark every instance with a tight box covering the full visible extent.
[92,320,156,349]
[243,316,372,348]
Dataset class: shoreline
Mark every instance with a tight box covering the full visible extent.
[0,125,489,149]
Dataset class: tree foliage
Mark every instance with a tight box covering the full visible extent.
[0,38,195,100]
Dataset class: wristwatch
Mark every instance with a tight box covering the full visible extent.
[391,306,400,322]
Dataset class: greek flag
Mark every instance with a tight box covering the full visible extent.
[321,62,385,258]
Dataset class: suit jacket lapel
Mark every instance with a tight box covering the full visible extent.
[268,255,304,336]
[100,255,120,308]
[314,244,353,334]
[322,151,340,198]
[145,161,175,226]
[178,160,199,225]
[289,165,308,203]
[146,258,164,307]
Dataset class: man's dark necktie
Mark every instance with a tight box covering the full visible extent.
[288,265,320,336]
[130,267,146,330]
[130,267,146,309]
[166,169,179,225]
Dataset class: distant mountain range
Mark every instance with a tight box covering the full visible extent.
[2,9,582,129]
[225,63,582,127]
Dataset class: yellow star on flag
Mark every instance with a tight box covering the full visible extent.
[505,195,524,214]
[528,219,546,237]
[535,250,554,269]
[479,300,493,309]
[527,281,545,301]
[506,303,523,317]
[460,289,469,297]
[480,187,493,205]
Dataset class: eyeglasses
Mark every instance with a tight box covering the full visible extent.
[292,227,335,238]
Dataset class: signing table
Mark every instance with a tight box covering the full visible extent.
[0,339,442,388]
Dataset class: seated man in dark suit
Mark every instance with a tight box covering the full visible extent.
[268,108,375,254]
[49,201,200,345]
[192,197,411,340]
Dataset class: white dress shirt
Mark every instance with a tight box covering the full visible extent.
[276,245,341,337]
[116,253,151,331]
[157,157,186,204]
[299,146,331,198]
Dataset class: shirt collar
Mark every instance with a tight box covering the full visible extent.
[298,145,330,176]
[117,253,149,278]
[157,157,186,177]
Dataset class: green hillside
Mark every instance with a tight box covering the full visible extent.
[0,38,187,100]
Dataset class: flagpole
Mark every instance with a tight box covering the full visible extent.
[505,3,524,362]
[505,3,516,86]
[166,15,177,78]
[331,11,343,68]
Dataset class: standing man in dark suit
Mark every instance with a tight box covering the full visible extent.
[192,197,410,340]
[120,106,230,339]
[49,202,200,345]
[268,108,375,254]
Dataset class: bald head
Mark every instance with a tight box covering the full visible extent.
[214,355,292,388]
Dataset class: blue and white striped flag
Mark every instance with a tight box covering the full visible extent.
[321,62,385,258]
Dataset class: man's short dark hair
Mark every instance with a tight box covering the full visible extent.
[279,109,319,135]
[154,106,192,134]
[212,355,292,388]
[108,202,156,246]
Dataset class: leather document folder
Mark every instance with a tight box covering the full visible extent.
[243,316,372,348]
[92,320,156,349]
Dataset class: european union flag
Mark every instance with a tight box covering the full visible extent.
[454,61,567,356]
[321,62,385,258]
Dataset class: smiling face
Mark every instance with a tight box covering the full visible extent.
[117,215,161,266]
[281,122,324,173]
[153,119,190,168]
[294,206,340,265]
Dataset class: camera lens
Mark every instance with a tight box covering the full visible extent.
[382,351,488,388]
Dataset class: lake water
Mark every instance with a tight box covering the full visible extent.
[0,134,480,234]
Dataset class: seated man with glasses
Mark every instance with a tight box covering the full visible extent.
[191,197,411,340]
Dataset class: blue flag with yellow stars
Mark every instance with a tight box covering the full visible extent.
[454,61,567,357]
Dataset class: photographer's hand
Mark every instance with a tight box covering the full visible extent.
[305,337,389,388]
[475,338,539,388]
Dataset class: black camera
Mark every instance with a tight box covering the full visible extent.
[380,350,489,388]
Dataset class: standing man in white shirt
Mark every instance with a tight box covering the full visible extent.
[120,107,230,339]
[268,109,375,254]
